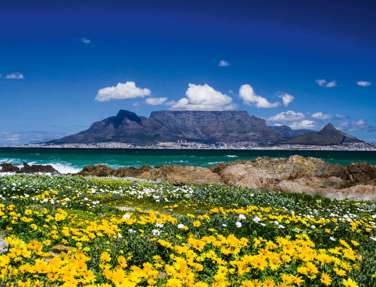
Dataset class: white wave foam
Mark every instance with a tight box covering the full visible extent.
[0,158,18,164]
[225,155,238,158]
[50,163,81,174]
[208,161,224,165]
[0,159,81,174]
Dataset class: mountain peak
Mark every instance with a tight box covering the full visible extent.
[114,110,141,124]
[284,122,362,145]
[321,123,337,133]
[116,110,139,120]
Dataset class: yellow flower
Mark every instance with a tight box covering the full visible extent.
[193,220,201,227]
[320,272,332,286]
[334,267,347,277]
[342,278,359,287]
[100,251,111,263]
[24,209,33,215]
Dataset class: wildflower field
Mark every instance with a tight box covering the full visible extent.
[0,175,375,286]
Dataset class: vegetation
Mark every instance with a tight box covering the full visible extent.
[0,175,375,286]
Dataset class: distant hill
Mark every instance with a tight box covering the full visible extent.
[49,110,362,146]
[283,123,363,145]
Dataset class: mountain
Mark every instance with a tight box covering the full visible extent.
[283,123,363,145]
[49,110,362,146]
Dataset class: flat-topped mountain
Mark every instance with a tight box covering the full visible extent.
[50,110,362,146]
[284,123,362,145]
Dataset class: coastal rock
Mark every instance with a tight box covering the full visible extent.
[345,163,376,183]
[213,155,376,199]
[215,155,328,187]
[338,184,376,201]
[278,177,327,195]
[77,155,376,201]
[19,163,58,174]
[79,164,221,185]
[0,162,59,174]
[145,165,222,185]
[0,163,20,172]
[115,166,152,178]
[79,165,115,177]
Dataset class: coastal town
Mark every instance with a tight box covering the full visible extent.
[24,141,376,151]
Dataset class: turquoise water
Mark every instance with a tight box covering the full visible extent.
[0,148,376,173]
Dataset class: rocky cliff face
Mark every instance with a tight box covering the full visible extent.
[50,110,362,146]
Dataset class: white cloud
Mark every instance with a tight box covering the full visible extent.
[338,119,368,132]
[289,120,316,130]
[315,79,326,86]
[311,112,331,120]
[315,79,336,88]
[280,93,294,107]
[357,80,372,87]
[81,37,91,45]
[268,111,316,130]
[96,81,151,102]
[145,97,168,106]
[239,84,279,108]
[353,119,367,129]
[268,111,305,122]
[170,83,234,111]
[4,72,24,80]
[218,60,230,67]
[326,81,337,88]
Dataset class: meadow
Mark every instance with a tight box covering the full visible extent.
[0,175,375,286]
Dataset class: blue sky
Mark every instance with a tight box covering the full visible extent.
[0,0,375,144]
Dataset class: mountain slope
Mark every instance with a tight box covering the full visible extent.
[51,110,307,145]
[50,110,362,146]
[283,123,363,145]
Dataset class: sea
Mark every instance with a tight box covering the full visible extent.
[1,148,376,174]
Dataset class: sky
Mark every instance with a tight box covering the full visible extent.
[0,0,375,144]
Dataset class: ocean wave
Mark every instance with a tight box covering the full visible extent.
[208,161,224,165]
[50,163,81,174]
[0,158,18,164]
[0,158,81,174]
[225,155,238,158]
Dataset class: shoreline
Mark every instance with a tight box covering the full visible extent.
[1,142,376,151]
[2,155,376,201]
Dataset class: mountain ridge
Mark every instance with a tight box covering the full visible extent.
[50,110,363,146]
[283,123,362,145]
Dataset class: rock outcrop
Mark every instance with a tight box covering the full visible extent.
[80,164,221,185]
[0,162,59,174]
[78,155,376,201]
[2,155,375,200]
